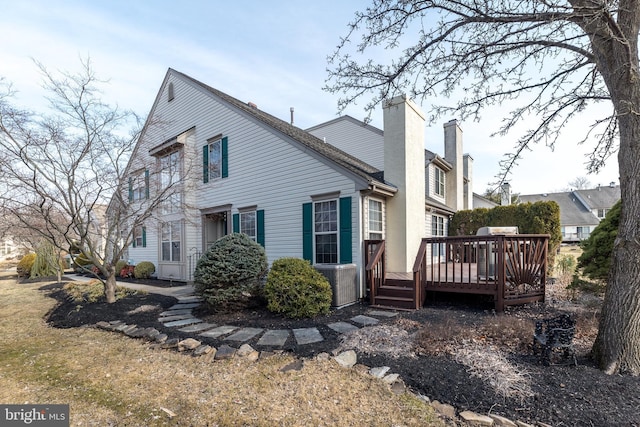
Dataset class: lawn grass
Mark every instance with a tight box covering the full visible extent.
[0,273,443,426]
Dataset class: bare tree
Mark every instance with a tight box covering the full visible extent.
[326,0,640,375]
[568,176,592,190]
[0,60,172,302]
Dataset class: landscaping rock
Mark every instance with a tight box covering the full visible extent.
[488,414,517,427]
[154,333,168,343]
[178,338,201,351]
[160,338,180,349]
[431,401,456,419]
[237,344,259,362]
[382,373,399,384]
[315,352,330,361]
[193,344,213,356]
[459,410,494,426]
[369,366,390,379]
[215,344,236,360]
[334,350,357,368]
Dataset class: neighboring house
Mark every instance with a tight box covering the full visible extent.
[519,183,620,242]
[0,237,19,260]
[122,68,476,301]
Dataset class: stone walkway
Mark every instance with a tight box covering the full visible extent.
[157,293,398,348]
[66,274,398,349]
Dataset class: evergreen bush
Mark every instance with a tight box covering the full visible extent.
[264,257,332,319]
[134,261,155,279]
[578,200,621,282]
[16,253,36,278]
[194,233,268,311]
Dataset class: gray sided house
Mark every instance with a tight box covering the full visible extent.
[519,183,620,242]
[123,68,475,302]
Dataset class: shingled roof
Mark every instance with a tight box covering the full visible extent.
[171,69,394,192]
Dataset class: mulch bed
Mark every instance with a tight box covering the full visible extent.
[40,279,640,427]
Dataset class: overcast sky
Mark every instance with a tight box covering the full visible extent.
[1,1,620,195]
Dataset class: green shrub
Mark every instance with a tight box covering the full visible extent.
[194,233,268,311]
[17,253,36,278]
[115,260,128,277]
[264,257,332,319]
[578,200,621,282]
[63,280,139,304]
[134,261,156,279]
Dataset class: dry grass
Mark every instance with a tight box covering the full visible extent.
[453,343,534,402]
[0,274,443,426]
[414,315,532,356]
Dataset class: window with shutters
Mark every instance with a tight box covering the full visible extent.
[240,211,257,241]
[204,136,228,183]
[314,200,338,264]
[133,225,146,248]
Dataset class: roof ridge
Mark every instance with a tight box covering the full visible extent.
[169,69,383,182]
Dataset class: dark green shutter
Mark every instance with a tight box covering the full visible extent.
[142,227,147,248]
[221,136,229,178]
[257,210,265,247]
[232,213,239,233]
[128,177,133,202]
[302,203,313,262]
[202,145,209,183]
[339,197,352,263]
[144,170,150,199]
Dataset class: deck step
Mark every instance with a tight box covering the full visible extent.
[373,295,416,310]
[377,285,415,299]
[384,278,413,287]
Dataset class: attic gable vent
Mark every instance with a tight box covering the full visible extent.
[168,82,175,102]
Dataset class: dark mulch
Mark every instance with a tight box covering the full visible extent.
[39,279,640,427]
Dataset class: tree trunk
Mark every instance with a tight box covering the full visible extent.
[104,272,117,303]
[591,110,640,375]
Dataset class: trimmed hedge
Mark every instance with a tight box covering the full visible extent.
[134,261,155,279]
[449,201,562,269]
[264,258,332,319]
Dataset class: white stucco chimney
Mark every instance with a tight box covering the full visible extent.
[444,120,464,211]
[501,182,512,206]
[383,95,426,273]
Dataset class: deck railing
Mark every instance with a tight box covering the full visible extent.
[364,239,385,305]
[415,234,549,311]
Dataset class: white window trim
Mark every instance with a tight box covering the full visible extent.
[313,199,339,264]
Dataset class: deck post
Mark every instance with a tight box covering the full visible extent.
[496,235,505,312]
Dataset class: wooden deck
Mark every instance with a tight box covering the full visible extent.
[365,234,549,312]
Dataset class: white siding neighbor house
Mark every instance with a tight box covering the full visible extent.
[122,69,476,303]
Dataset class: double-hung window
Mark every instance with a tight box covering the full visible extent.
[161,221,181,262]
[128,170,149,202]
[240,211,257,241]
[208,139,222,180]
[203,136,228,183]
[368,199,383,240]
[314,200,338,264]
[435,167,445,197]
[431,215,446,257]
[133,226,146,248]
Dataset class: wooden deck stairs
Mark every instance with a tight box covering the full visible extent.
[371,277,415,310]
